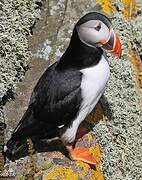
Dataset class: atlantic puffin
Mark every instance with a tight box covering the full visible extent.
[4,12,121,164]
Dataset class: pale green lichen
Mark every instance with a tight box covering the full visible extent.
[0,0,42,102]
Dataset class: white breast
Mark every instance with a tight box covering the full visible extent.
[80,55,110,114]
[61,55,110,144]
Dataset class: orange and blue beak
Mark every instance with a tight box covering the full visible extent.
[102,29,122,57]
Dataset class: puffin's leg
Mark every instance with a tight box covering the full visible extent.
[75,126,89,140]
[66,144,97,165]
[66,126,97,165]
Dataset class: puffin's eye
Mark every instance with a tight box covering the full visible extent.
[94,22,101,31]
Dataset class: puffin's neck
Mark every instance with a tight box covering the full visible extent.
[57,28,103,70]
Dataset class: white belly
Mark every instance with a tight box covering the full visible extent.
[61,55,110,143]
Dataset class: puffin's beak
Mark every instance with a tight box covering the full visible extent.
[102,29,122,57]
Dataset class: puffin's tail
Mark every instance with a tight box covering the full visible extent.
[3,136,29,161]
[3,108,36,161]
[3,108,58,161]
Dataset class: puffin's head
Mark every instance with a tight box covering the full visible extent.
[76,12,122,57]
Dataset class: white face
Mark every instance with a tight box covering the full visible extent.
[77,20,111,47]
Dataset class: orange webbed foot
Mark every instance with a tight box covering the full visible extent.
[67,146,97,165]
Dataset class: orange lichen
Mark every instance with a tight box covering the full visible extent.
[76,161,90,179]
[85,133,94,145]
[129,47,142,105]
[122,0,137,20]
[96,0,114,16]
[85,103,104,124]
[90,166,104,180]
[43,167,79,180]
[90,144,104,180]
[90,144,101,164]
[77,158,104,180]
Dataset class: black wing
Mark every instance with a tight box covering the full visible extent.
[30,62,82,126]
[12,62,82,140]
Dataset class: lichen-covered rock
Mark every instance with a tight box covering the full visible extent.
[0,0,41,102]
[94,1,142,179]
[0,0,42,174]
